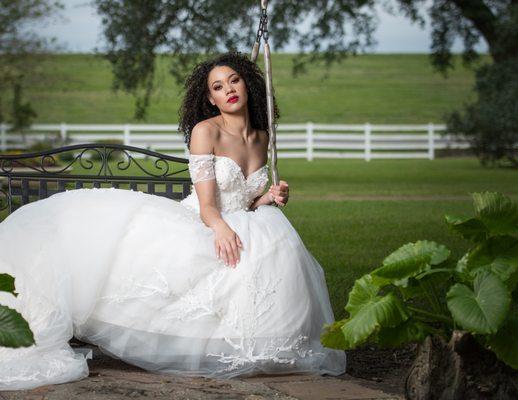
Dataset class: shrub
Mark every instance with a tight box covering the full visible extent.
[322,192,518,370]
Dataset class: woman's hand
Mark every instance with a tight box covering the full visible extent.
[212,220,243,268]
[268,180,289,207]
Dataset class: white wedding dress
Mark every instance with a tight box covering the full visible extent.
[0,153,346,390]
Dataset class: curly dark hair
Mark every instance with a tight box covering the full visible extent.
[178,51,280,149]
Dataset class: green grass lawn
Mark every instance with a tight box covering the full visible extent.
[287,200,481,320]
[21,53,486,124]
[1,156,516,319]
[278,157,518,319]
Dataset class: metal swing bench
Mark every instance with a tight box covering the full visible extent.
[0,143,193,216]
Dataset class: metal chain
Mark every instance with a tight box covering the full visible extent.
[261,9,269,42]
[251,0,280,190]
[255,9,269,44]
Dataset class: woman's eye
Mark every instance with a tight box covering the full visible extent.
[232,78,239,83]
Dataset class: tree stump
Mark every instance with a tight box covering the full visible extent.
[405,330,518,400]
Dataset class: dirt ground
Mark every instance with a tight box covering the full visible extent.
[0,343,415,399]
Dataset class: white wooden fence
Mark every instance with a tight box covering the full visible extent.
[0,122,469,160]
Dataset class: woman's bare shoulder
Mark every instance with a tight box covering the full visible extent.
[190,119,219,154]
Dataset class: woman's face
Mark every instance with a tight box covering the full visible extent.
[207,65,248,113]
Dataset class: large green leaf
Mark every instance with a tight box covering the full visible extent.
[0,273,16,296]
[488,315,518,370]
[445,214,488,242]
[372,241,450,284]
[345,275,380,317]
[447,271,510,334]
[0,305,35,348]
[472,192,518,236]
[341,292,409,348]
[377,318,432,348]
[321,319,348,350]
[466,236,518,289]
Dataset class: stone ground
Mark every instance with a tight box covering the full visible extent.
[0,346,405,400]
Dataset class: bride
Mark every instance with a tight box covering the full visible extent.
[0,51,346,390]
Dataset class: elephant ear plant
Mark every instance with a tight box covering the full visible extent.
[0,273,35,348]
[322,192,517,397]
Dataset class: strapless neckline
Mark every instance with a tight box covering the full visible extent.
[214,155,268,181]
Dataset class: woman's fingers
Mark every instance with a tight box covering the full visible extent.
[269,182,289,198]
[215,233,243,268]
[220,240,231,267]
[274,196,286,206]
[229,240,239,267]
[216,241,228,265]
[219,242,227,264]
[215,242,220,259]
[224,241,236,267]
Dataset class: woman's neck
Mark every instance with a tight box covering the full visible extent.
[218,108,254,142]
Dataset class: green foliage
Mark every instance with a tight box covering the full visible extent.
[0,1,63,126]
[10,82,37,134]
[447,57,518,167]
[0,273,35,348]
[94,1,514,123]
[0,274,16,295]
[322,191,518,370]
[447,270,510,334]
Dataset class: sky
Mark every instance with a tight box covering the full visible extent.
[33,0,488,54]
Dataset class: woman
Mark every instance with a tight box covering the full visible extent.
[0,51,346,390]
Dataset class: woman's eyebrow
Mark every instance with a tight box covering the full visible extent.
[211,73,238,85]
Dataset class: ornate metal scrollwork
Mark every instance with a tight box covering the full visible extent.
[0,143,192,216]
[0,144,188,178]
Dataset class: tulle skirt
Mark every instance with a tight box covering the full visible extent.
[0,188,346,390]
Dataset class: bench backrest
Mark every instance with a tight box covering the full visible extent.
[0,143,192,215]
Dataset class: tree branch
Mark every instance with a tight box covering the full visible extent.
[450,0,497,47]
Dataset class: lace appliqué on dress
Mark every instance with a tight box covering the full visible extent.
[206,267,322,372]
[99,267,174,304]
[181,154,269,214]
[188,154,216,184]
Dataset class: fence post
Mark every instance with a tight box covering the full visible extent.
[0,123,6,152]
[60,122,67,143]
[427,122,435,160]
[306,121,314,161]
[123,124,131,146]
[364,122,371,161]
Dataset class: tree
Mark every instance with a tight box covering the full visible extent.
[95,0,518,166]
[0,0,63,139]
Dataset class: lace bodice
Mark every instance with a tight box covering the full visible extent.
[180,154,269,214]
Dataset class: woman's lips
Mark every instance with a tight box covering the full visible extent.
[227,96,239,103]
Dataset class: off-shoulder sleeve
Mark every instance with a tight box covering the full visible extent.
[188,153,216,184]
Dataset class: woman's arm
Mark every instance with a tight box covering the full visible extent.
[189,123,243,267]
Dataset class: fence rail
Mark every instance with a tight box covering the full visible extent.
[0,123,470,161]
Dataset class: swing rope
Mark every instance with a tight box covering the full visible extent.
[251,0,279,187]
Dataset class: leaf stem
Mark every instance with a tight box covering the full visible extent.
[419,279,442,314]
[407,305,453,325]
